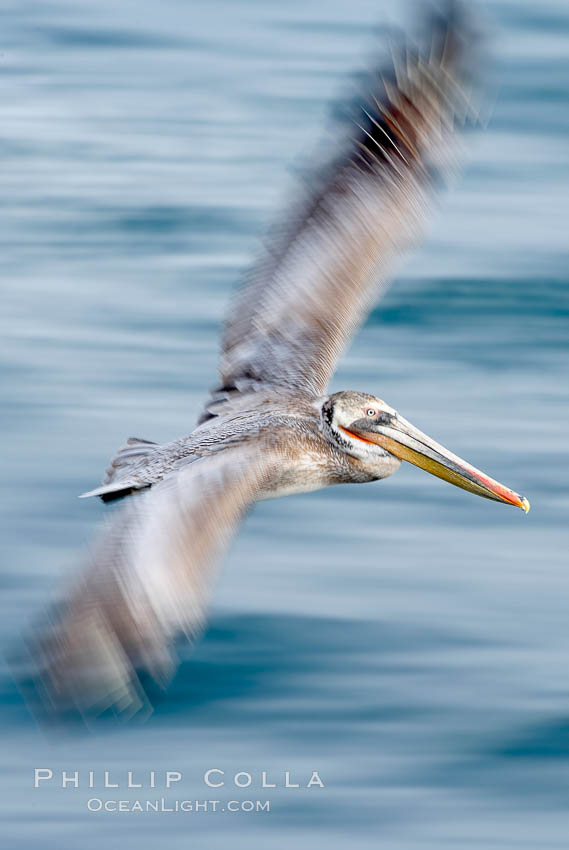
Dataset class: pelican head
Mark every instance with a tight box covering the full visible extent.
[321,391,529,512]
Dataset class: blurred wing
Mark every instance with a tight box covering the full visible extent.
[211,6,481,410]
[20,443,278,718]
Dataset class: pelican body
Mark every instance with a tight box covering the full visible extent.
[22,6,528,718]
[82,388,527,510]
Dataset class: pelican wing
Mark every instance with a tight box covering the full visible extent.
[21,442,279,717]
[209,7,480,413]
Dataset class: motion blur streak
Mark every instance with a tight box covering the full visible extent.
[11,4,530,722]
[1,0,567,847]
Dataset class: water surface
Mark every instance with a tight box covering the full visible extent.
[1,0,569,847]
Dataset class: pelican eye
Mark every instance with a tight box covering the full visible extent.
[366,409,377,417]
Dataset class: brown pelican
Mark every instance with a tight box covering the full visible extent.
[23,6,529,717]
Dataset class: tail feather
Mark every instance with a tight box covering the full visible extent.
[80,437,159,501]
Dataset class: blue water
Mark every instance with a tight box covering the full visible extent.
[1,0,569,846]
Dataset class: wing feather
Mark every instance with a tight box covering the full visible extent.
[205,5,481,417]
[19,442,279,718]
